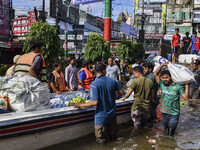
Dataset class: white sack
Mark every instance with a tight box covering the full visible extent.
[153,56,195,84]
[0,75,50,112]
[179,54,200,64]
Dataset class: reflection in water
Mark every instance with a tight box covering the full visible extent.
[43,100,200,150]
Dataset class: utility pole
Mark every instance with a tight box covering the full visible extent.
[142,0,144,31]
[34,7,39,21]
[139,0,145,43]
[42,0,45,22]
[9,0,13,42]
[55,0,59,35]
[104,0,112,57]
[62,0,73,59]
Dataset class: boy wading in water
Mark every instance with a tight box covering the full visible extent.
[154,62,189,136]
[121,66,154,131]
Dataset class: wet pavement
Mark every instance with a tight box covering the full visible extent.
[43,99,200,150]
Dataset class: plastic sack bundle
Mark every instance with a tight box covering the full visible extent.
[179,54,200,64]
[0,75,50,112]
[153,56,195,84]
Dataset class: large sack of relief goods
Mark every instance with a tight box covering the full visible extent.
[0,75,50,112]
[178,54,200,64]
[153,56,195,84]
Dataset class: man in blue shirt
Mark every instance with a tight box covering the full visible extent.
[188,32,200,55]
[72,63,124,144]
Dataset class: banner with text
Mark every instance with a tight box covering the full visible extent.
[122,22,137,38]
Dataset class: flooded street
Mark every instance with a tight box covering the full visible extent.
[43,99,200,150]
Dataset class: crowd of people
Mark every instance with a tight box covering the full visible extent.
[5,39,199,144]
[171,28,200,63]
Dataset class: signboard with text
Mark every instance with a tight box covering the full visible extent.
[144,0,166,3]
[72,0,104,5]
[136,9,153,15]
[193,18,200,23]
[122,22,137,38]
[137,33,164,39]
[194,0,200,4]
[166,26,192,34]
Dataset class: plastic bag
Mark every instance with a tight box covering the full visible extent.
[153,56,195,84]
[0,75,50,112]
[179,54,200,64]
[0,97,7,110]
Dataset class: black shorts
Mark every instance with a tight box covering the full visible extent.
[172,46,179,54]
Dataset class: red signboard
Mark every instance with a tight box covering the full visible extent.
[0,0,9,40]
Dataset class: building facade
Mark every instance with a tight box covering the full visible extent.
[165,0,193,41]
[13,12,37,37]
[193,0,200,33]
[134,0,167,51]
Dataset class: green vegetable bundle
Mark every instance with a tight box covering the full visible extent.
[68,97,87,106]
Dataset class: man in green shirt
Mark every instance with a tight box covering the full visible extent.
[121,66,154,129]
[143,62,158,121]
[154,62,189,136]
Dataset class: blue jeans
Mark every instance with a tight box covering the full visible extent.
[162,113,179,136]
[191,50,199,55]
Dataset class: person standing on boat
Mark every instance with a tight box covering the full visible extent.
[154,62,189,136]
[65,56,78,91]
[14,40,47,85]
[121,66,154,130]
[72,63,124,144]
[78,60,94,91]
[49,62,66,94]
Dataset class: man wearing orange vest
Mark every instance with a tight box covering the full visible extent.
[14,40,47,84]
[78,60,94,91]
[49,62,66,94]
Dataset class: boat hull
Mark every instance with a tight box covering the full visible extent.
[0,100,133,150]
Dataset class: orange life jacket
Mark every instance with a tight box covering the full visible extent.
[49,71,66,93]
[78,68,94,90]
[14,52,47,83]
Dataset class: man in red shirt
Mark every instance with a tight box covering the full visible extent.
[171,28,181,63]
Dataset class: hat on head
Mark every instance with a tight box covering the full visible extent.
[132,64,139,69]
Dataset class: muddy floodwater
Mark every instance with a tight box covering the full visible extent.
[43,99,200,150]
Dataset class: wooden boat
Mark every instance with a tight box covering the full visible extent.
[0,99,133,150]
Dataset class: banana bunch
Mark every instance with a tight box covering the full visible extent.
[68,96,87,106]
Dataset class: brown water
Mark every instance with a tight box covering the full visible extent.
[43,100,200,150]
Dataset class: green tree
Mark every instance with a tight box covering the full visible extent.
[116,41,134,60]
[84,33,109,62]
[132,43,145,60]
[23,22,63,72]
[116,41,144,60]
